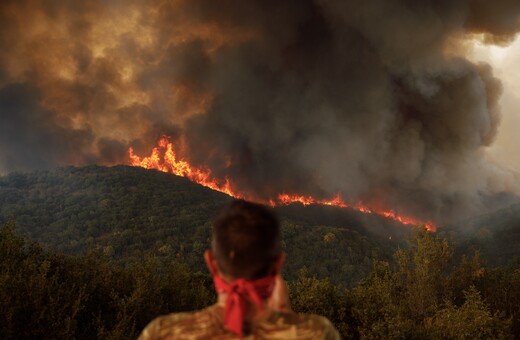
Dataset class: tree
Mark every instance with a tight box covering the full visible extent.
[430,286,511,339]
[290,268,354,338]
[351,228,513,339]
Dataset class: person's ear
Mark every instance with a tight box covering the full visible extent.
[268,273,291,312]
[271,252,285,275]
[204,250,219,276]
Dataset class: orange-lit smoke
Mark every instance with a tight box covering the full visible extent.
[129,137,436,231]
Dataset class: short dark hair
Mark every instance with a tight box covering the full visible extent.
[212,199,281,280]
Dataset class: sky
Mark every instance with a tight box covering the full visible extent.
[1,0,520,224]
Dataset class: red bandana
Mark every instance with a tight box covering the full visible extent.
[213,273,275,338]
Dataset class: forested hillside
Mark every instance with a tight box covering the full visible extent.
[446,203,520,268]
[0,165,395,286]
[1,166,520,338]
[2,221,519,339]
[2,165,519,286]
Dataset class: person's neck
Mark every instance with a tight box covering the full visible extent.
[216,293,272,324]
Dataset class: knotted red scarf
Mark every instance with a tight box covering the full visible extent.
[213,273,275,338]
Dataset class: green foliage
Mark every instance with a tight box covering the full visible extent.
[477,266,520,336]
[2,167,520,338]
[0,166,229,266]
[281,222,393,286]
[289,268,354,338]
[0,165,396,286]
[0,220,214,339]
[429,287,511,339]
[394,228,453,320]
[2,220,519,339]
[446,202,520,268]
[350,260,412,338]
[350,228,513,339]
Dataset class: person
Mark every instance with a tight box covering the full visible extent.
[138,199,341,339]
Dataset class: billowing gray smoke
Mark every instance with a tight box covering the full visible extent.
[1,0,520,223]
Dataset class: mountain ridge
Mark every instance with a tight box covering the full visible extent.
[0,165,397,286]
[2,165,519,283]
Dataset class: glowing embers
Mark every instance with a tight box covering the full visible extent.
[129,137,436,231]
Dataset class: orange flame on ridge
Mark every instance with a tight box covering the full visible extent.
[129,137,239,198]
[129,136,436,231]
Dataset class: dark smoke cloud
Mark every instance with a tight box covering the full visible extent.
[0,0,519,223]
[0,83,95,172]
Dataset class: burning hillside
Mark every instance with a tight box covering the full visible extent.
[129,136,436,231]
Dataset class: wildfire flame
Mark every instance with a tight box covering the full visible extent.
[129,136,436,231]
[129,138,239,198]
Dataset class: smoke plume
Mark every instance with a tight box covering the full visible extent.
[1,0,520,223]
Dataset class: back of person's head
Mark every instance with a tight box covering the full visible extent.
[212,199,281,280]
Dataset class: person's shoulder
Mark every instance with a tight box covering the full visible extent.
[137,311,191,340]
[259,311,341,339]
[137,306,225,340]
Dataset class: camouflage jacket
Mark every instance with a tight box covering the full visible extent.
[138,304,341,339]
